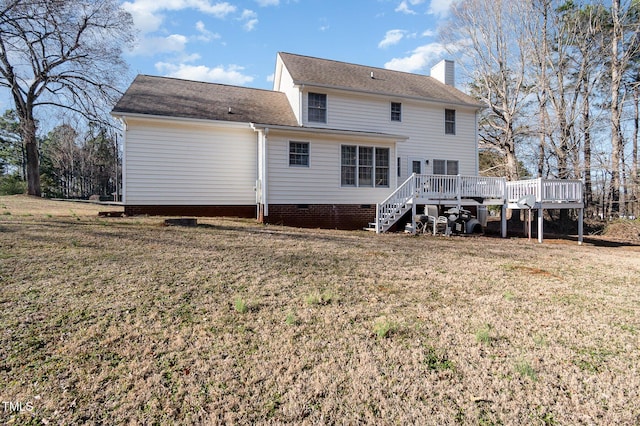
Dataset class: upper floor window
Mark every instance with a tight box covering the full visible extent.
[289,141,309,167]
[445,109,456,135]
[308,93,327,123]
[391,102,402,122]
[433,159,459,175]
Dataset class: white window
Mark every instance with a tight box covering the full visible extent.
[445,109,456,135]
[391,102,402,122]
[341,145,389,187]
[308,93,327,123]
[289,141,309,167]
[433,159,459,175]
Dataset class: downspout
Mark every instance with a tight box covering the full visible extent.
[474,110,479,175]
[263,128,269,217]
[120,118,127,204]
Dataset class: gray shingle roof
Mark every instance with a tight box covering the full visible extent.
[278,52,481,107]
[112,75,299,126]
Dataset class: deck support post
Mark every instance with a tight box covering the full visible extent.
[578,207,583,245]
[501,204,507,238]
[411,202,417,235]
[538,207,544,243]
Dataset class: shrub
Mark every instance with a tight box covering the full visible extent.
[0,175,26,195]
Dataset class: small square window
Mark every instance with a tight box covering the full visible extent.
[391,102,402,122]
[289,141,309,167]
[445,109,456,135]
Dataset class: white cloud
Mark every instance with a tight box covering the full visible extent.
[266,73,274,82]
[240,9,258,31]
[194,20,221,42]
[255,0,279,5]
[123,1,237,33]
[428,0,458,16]
[422,29,436,37]
[378,30,406,49]
[384,42,449,73]
[155,62,254,85]
[131,33,189,56]
[395,0,425,15]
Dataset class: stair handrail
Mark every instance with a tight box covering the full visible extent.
[375,173,416,233]
[378,173,416,208]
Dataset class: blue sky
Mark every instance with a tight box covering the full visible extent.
[123,0,459,90]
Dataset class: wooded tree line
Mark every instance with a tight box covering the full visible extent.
[445,0,640,218]
[1,110,120,199]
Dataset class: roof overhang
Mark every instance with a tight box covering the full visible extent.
[111,111,254,130]
[250,123,409,142]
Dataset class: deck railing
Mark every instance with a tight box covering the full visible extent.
[506,178,583,203]
[414,174,506,200]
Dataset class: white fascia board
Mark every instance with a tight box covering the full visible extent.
[293,82,485,110]
[111,112,254,130]
[250,123,409,143]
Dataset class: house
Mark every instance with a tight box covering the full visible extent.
[112,52,488,230]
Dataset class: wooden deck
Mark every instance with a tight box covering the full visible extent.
[375,174,584,243]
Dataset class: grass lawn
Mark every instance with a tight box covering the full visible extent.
[1,195,639,424]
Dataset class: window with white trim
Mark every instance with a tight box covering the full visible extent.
[289,141,309,167]
[433,159,459,175]
[341,145,389,187]
[445,109,456,135]
[308,93,327,123]
[391,102,402,122]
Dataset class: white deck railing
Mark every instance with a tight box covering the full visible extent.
[415,174,506,200]
[506,178,583,203]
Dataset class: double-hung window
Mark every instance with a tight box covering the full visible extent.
[391,102,402,122]
[433,159,459,175]
[445,109,456,135]
[341,145,389,187]
[308,93,327,123]
[289,141,309,167]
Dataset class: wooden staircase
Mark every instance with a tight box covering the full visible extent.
[367,174,416,233]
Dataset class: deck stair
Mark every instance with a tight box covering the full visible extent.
[369,174,416,233]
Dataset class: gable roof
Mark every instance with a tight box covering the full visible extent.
[112,75,299,126]
[278,52,482,107]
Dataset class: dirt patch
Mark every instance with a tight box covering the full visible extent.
[604,219,640,242]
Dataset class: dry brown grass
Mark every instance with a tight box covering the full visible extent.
[1,195,639,425]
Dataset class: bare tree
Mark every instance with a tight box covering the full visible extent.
[443,0,532,181]
[609,0,640,216]
[0,0,134,196]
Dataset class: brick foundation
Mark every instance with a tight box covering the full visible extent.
[124,205,256,218]
[263,204,377,230]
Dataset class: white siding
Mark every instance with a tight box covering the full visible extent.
[267,131,396,204]
[123,117,257,205]
[274,56,302,124]
[298,88,478,178]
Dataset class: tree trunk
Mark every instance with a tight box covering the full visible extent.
[610,0,622,217]
[22,117,41,197]
[583,83,593,212]
[634,86,639,218]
